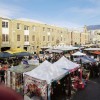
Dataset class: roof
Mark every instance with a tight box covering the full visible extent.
[8,64,37,73]
[24,60,69,84]
[54,56,80,72]
[87,25,100,30]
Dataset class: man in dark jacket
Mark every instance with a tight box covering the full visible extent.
[0,69,5,83]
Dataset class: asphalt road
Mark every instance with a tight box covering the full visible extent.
[72,77,100,100]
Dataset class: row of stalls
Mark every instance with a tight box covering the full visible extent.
[71,51,96,64]
[44,46,79,54]
[24,56,80,100]
[4,47,99,100]
[71,50,100,79]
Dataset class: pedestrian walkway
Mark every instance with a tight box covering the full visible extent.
[72,77,100,100]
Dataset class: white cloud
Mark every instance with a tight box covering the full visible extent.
[48,20,82,28]
[68,7,99,14]
[0,3,23,18]
[16,18,45,24]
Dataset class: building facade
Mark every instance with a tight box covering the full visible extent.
[86,25,100,44]
[0,17,89,53]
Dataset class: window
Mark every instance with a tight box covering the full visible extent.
[6,34,8,41]
[24,25,29,30]
[27,35,29,41]
[43,27,45,31]
[2,34,5,41]
[61,37,62,41]
[32,35,35,41]
[52,37,54,41]
[48,28,50,32]
[43,36,45,41]
[2,34,8,42]
[2,21,8,28]
[17,35,20,41]
[97,33,100,35]
[32,26,35,31]
[48,36,50,41]
[17,23,20,29]
[24,35,29,41]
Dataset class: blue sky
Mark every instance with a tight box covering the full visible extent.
[0,0,100,28]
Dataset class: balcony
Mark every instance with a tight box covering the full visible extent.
[24,41,29,45]
[1,41,11,47]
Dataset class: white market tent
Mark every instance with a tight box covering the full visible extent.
[84,48,100,51]
[24,60,69,100]
[24,60,69,84]
[24,57,79,100]
[54,56,80,72]
[45,49,63,53]
[72,51,86,56]
[53,46,79,51]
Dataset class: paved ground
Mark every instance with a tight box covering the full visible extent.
[72,77,100,100]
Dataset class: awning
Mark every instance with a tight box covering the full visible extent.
[24,60,69,84]
[45,49,63,53]
[0,52,13,58]
[4,50,14,54]
[72,51,86,56]
[10,48,26,53]
[92,51,100,55]
[84,48,100,51]
[14,52,32,57]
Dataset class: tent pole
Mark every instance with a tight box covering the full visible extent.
[48,84,51,100]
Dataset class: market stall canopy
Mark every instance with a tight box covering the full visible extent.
[24,60,69,84]
[14,52,31,57]
[8,64,37,73]
[84,48,100,51]
[4,50,14,54]
[92,51,100,55]
[75,56,94,64]
[72,51,86,56]
[53,46,79,51]
[84,56,96,63]
[0,52,13,58]
[10,48,26,53]
[45,49,63,53]
[54,56,80,72]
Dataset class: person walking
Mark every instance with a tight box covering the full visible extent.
[0,69,5,83]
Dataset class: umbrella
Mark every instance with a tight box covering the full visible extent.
[10,48,26,53]
[0,52,13,58]
[14,52,31,57]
